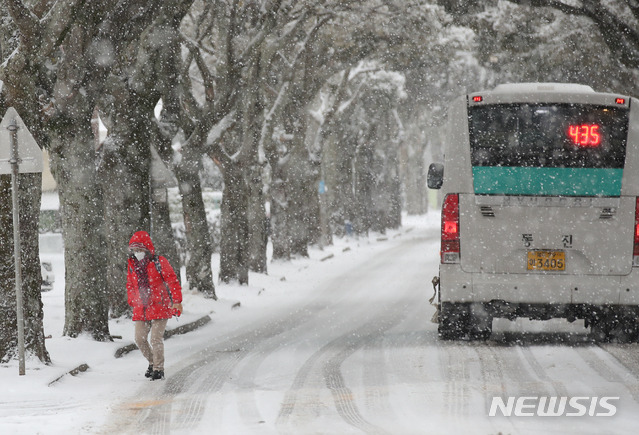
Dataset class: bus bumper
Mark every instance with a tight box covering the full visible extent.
[439,263,639,306]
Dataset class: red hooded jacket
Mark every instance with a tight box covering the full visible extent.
[126,231,182,321]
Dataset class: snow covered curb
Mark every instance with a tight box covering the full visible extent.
[47,363,89,387]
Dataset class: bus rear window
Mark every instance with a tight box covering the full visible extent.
[469,103,629,168]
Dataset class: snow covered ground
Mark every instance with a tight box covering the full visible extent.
[2,213,639,434]
[0,214,433,434]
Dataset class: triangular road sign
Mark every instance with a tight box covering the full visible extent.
[0,107,42,174]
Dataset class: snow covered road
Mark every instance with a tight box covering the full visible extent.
[99,222,639,435]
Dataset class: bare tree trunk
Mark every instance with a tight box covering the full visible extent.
[327,127,355,237]
[318,73,356,239]
[157,120,218,297]
[354,139,374,235]
[267,155,290,261]
[50,122,111,340]
[219,164,249,284]
[389,164,403,228]
[44,5,117,340]
[321,130,344,237]
[248,164,268,273]
[306,176,323,246]
[151,190,180,275]
[0,173,50,363]
[175,152,216,298]
[287,146,312,257]
[263,101,291,261]
[244,55,268,273]
[401,141,428,215]
[19,174,50,361]
[150,149,181,279]
[281,80,312,257]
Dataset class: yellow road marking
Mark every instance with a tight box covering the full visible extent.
[125,399,170,409]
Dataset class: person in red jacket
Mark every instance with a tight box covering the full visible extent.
[127,231,182,381]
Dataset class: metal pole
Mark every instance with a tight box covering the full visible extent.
[9,119,25,376]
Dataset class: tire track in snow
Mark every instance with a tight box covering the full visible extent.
[276,268,424,433]
[574,345,639,403]
[599,344,639,374]
[437,342,474,418]
[598,344,639,403]
[520,346,570,397]
[361,338,391,417]
[0,399,80,417]
[106,348,246,434]
[274,305,394,431]
[484,344,557,398]
[275,340,326,429]
[98,380,170,435]
[473,344,535,435]
[362,300,432,423]
[275,308,403,435]
[172,349,246,431]
[324,343,389,435]
[475,345,509,408]
[575,346,624,383]
[170,303,339,431]
[276,236,430,433]
[322,304,411,435]
[230,305,339,428]
[238,272,395,430]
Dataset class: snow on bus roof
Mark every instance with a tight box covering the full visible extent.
[490,83,595,94]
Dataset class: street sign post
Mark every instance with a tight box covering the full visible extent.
[0,107,43,376]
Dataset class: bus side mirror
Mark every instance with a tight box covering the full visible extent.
[427,163,444,189]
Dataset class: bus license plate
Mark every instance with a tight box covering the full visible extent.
[527,250,565,271]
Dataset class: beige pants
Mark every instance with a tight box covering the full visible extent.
[134,319,168,371]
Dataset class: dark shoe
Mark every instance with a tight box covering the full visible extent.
[150,370,164,380]
[145,365,154,378]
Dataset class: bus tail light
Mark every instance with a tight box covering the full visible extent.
[441,194,460,264]
[634,198,639,266]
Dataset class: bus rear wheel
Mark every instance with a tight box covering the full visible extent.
[438,302,468,340]
[468,303,493,340]
[590,306,639,343]
[438,302,492,340]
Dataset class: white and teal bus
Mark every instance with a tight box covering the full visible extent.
[428,83,639,341]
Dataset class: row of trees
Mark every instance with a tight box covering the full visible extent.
[1,0,638,363]
[0,0,423,363]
